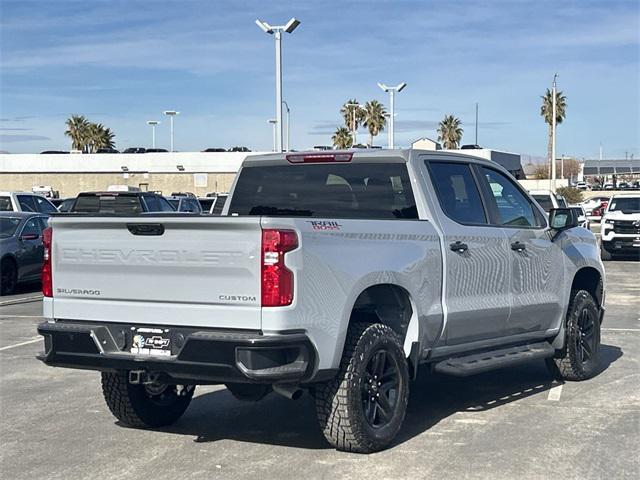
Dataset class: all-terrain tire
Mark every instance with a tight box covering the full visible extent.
[547,290,601,381]
[1,258,18,296]
[101,371,194,428]
[314,322,409,453]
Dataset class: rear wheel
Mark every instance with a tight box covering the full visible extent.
[547,290,601,381]
[101,371,194,427]
[1,258,17,296]
[314,323,409,453]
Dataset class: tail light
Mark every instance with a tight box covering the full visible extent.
[42,227,53,297]
[286,153,353,163]
[261,229,298,307]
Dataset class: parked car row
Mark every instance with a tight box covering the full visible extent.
[40,146,253,154]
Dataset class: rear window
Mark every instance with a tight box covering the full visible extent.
[73,194,143,214]
[228,163,418,220]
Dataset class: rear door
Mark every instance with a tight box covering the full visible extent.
[426,160,511,345]
[50,216,263,329]
[17,216,44,278]
[476,166,565,334]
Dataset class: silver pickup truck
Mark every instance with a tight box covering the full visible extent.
[37,149,605,453]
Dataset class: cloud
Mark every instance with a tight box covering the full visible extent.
[0,116,35,122]
[0,134,51,143]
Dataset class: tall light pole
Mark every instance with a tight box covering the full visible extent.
[346,103,365,146]
[256,18,300,152]
[551,74,558,192]
[268,119,277,152]
[282,100,290,151]
[163,110,179,152]
[378,82,407,149]
[146,121,160,148]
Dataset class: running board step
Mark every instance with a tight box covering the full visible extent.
[433,342,555,377]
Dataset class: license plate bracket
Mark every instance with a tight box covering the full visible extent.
[130,327,172,356]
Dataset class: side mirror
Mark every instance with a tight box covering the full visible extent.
[549,208,579,236]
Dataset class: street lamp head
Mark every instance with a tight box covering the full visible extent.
[163,110,179,116]
[396,82,407,92]
[268,119,277,124]
[255,19,274,34]
[284,18,301,33]
[377,83,389,92]
[147,120,160,126]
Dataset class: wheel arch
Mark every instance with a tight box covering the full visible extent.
[571,266,603,310]
[339,283,420,377]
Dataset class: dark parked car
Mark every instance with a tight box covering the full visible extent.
[40,150,69,154]
[203,148,227,152]
[70,192,175,214]
[146,148,168,153]
[96,148,120,153]
[123,147,146,154]
[228,146,251,152]
[0,212,49,295]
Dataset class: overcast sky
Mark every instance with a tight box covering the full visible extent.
[0,0,638,158]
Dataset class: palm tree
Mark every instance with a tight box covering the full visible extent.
[437,114,463,149]
[540,88,567,171]
[65,115,89,151]
[363,100,386,147]
[332,126,353,149]
[96,126,116,150]
[340,99,365,143]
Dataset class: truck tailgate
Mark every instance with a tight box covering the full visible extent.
[49,216,262,329]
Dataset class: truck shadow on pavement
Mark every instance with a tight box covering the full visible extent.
[155,343,622,450]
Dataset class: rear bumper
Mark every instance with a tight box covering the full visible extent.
[37,320,321,385]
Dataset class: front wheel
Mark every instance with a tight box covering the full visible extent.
[547,290,601,381]
[101,371,194,428]
[314,323,409,453]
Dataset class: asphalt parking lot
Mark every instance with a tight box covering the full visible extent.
[1,260,639,480]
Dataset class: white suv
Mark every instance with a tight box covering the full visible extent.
[0,192,58,214]
[600,193,640,260]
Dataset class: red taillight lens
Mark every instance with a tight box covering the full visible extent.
[261,229,298,307]
[42,227,53,297]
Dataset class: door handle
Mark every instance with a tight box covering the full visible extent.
[449,241,469,253]
[511,241,526,252]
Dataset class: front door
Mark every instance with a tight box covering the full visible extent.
[426,160,511,346]
[477,166,565,334]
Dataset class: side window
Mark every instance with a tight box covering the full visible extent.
[17,195,37,212]
[142,195,162,212]
[37,217,50,230]
[33,196,57,213]
[0,196,12,211]
[21,218,42,237]
[480,167,540,228]
[428,162,487,225]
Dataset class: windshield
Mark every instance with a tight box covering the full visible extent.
[532,194,553,212]
[0,217,21,238]
[608,197,640,213]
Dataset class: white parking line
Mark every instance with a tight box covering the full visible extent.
[0,337,42,352]
[0,295,43,306]
[601,328,640,332]
[547,384,563,401]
